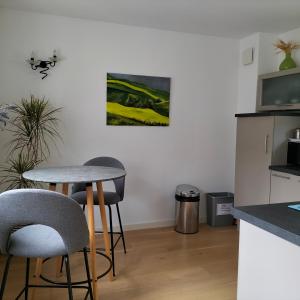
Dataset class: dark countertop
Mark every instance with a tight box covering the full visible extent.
[235,111,300,117]
[233,202,300,247]
[269,165,300,176]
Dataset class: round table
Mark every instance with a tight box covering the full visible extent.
[23,165,126,299]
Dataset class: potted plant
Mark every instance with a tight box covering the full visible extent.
[274,39,300,71]
[0,95,61,189]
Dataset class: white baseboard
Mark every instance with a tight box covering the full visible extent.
[95,216,207,232]
[124,220,175,231]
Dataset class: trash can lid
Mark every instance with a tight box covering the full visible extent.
[176,184,200,197]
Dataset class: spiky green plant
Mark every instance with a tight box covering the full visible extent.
[0,154,37,189]
[8,95,61,162]
[0,95,61,190]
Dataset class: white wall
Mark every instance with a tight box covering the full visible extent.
[257,33,278,75]
[237,33,260,114]
[237,32,277,113]
[0,9,238,228]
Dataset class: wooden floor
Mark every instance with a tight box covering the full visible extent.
[0,224,239,300]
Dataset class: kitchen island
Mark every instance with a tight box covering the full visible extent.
[234,203,300,300]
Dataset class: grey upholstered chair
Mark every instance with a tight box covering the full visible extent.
[71,156,126,276]
[0,189,93,300]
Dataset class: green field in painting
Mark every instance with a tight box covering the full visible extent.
[107,102,169,126]
[107,73,170,126]
[107,79,169,101]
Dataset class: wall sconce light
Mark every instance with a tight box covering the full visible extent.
[27,50,59,79]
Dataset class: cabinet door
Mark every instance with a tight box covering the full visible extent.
[270,171,300,204]
[235,117,274,207]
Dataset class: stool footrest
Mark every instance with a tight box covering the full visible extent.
[40,249,112,286]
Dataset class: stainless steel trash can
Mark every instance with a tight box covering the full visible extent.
[175,184,200,234]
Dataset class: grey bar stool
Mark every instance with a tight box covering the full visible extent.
[71,156,126,276]
[0,189,93,300]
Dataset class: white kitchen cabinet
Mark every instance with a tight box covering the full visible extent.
[234,115,300,207]
[270,170,300,204]
[235,116,273,207]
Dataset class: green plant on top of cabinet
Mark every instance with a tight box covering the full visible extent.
[274,40,299,71]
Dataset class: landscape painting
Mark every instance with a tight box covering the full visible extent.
[106,73,170,126]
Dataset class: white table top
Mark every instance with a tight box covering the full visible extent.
[23,166,126,184]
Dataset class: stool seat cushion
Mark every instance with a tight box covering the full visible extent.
[71,191,121,206]
[8,224,67,258]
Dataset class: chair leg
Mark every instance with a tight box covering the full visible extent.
[83,248,94,300]
[0,255,12,300]
[60,256,64,273]
[30,258,42,300]
[25,258,30,300]
[116,203,127,254]
[108,205,115,276]
[64,255,73,300]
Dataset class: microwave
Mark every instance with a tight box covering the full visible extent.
[287,141,300,165]
[256,68,300,111]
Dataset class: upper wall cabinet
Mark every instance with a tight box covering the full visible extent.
[234,114,300,207]
[257,68,300,111]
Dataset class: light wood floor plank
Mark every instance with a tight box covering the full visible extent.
[0,225,238,300]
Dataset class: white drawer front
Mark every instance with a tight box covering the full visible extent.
[270,171,300,204]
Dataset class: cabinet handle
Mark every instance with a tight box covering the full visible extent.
[264,134,269,153]
[272,173,290,180]
[276,104,293,106]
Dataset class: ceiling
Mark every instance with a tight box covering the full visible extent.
[1,0,300,38]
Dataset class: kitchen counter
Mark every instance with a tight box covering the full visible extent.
[234,203,300,300]
[269,164,300,176]
[233,202,300,247]
[235,111,300,117]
